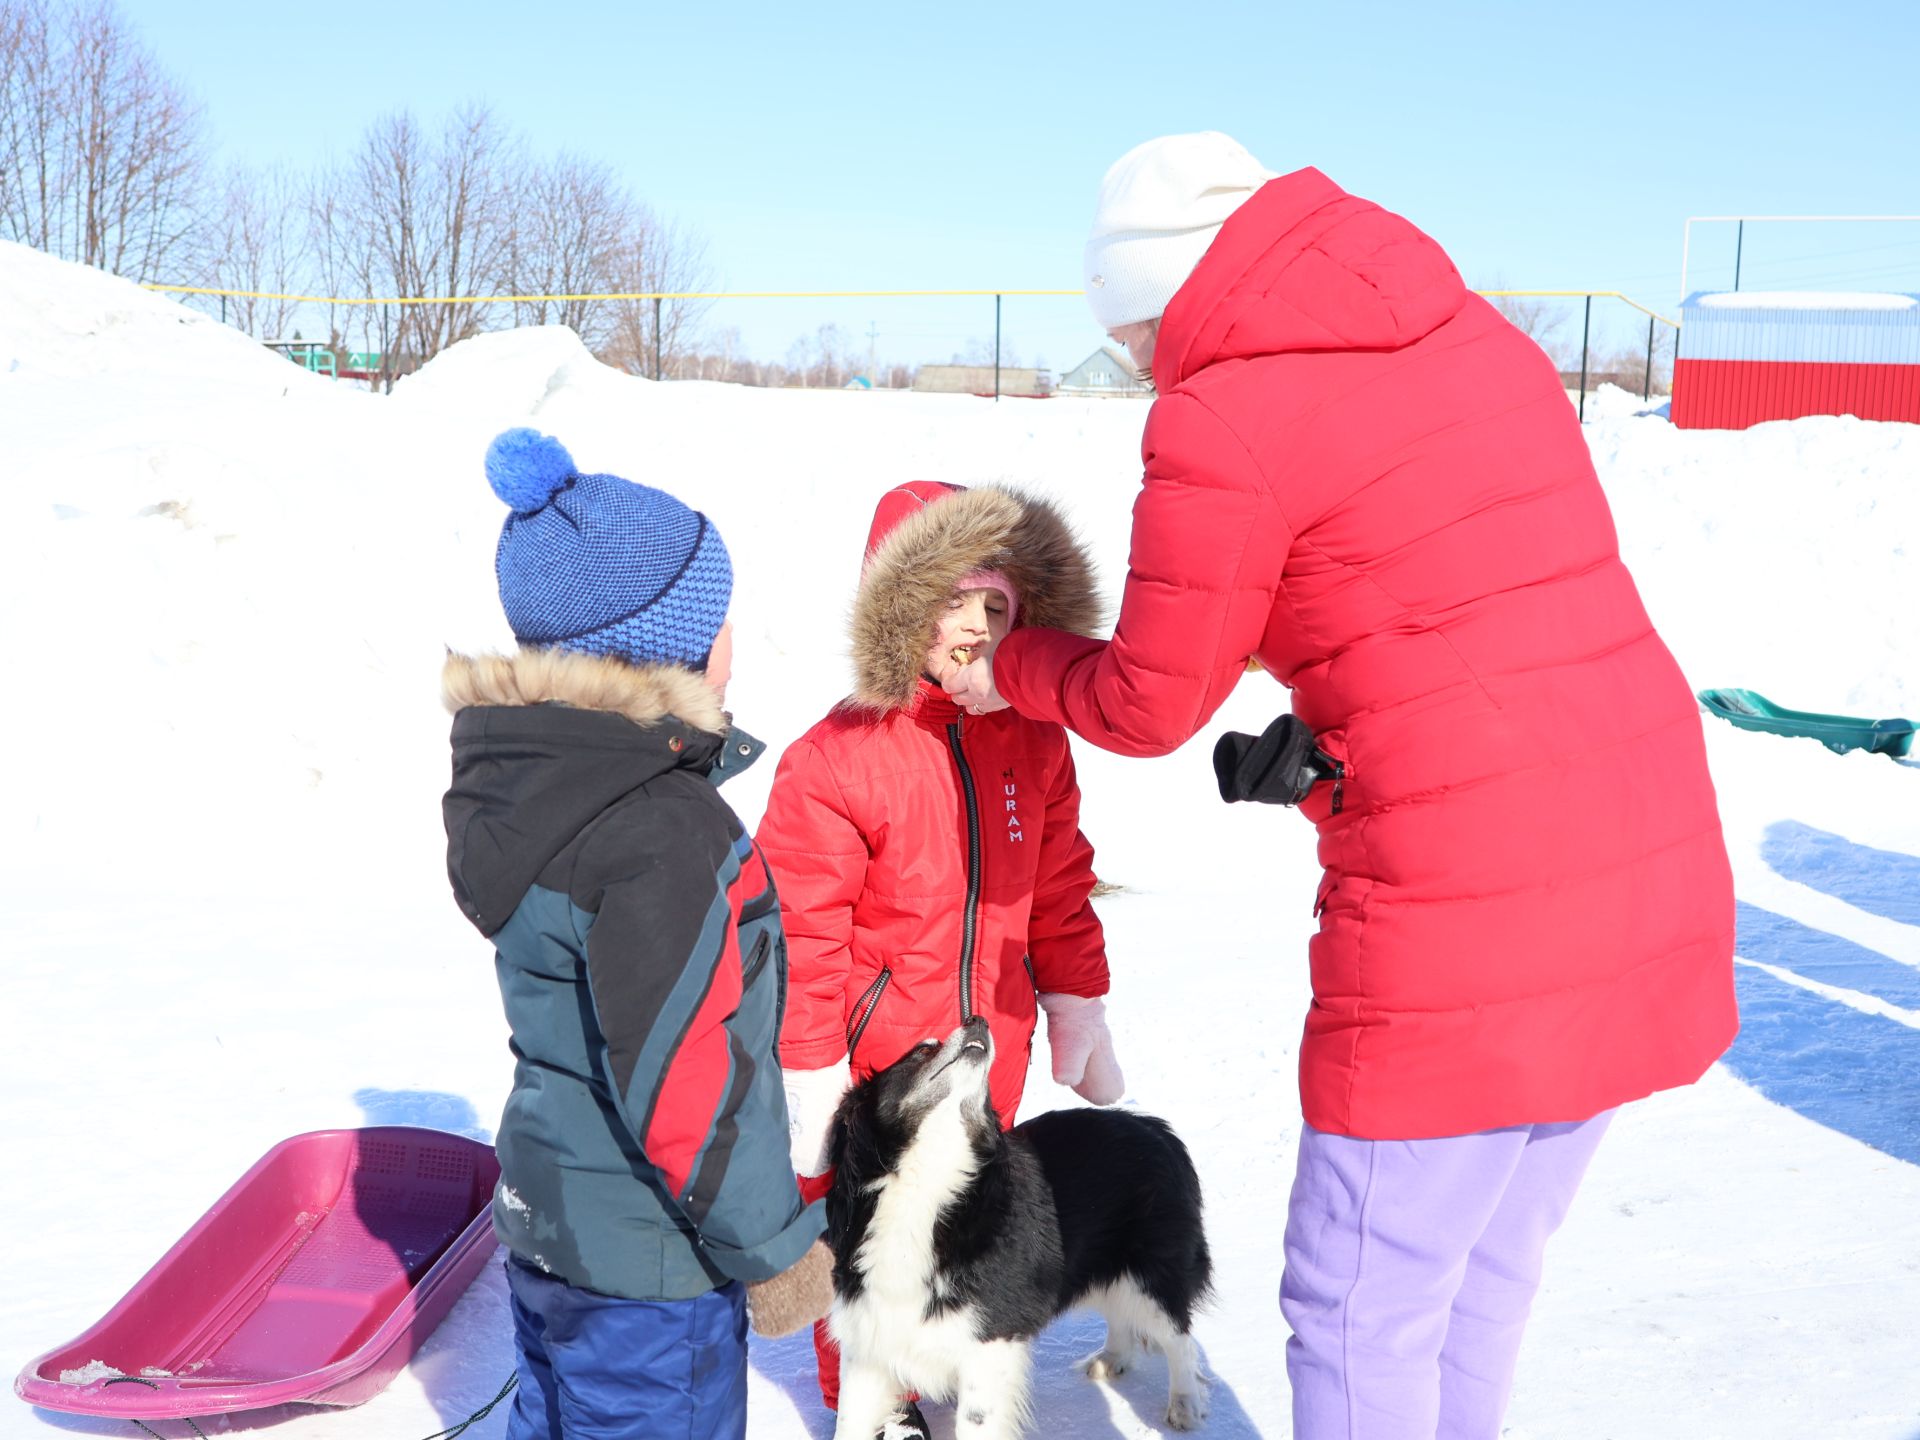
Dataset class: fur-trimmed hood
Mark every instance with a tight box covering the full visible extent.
[443,647,725,734]
[442,648,757,939]
[850,486,1102,710]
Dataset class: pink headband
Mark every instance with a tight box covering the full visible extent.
[956,569,1019,629]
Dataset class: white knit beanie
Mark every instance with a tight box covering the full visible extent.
[1082,132,1277,330]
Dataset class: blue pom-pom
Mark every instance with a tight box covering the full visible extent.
[486,428,576,513]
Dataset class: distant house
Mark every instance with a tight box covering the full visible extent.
[1057,346,1150,397]
[911,364,1050,398]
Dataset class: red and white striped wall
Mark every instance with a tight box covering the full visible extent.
[1672,291,1920,430]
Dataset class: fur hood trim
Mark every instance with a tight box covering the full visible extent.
[850,485,1103,711]
[442,648,726,734]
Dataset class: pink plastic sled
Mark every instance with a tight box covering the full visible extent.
[14,1126,500,1421]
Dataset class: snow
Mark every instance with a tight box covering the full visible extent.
[54,1364,123,1387]
[4,238,1918,1438]
[1690,290,1919,310]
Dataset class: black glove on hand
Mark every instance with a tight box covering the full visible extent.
[1213,714,1340,806]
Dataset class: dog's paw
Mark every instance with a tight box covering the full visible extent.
[1165,1385,1210,1431]
[1078,1347,1131,1382]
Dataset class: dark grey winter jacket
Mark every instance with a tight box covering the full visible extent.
[442,648,822,1300]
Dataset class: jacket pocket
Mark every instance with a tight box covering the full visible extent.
[846,967,893,1061]
[741,929,773,987]
[1313,874,1338,919]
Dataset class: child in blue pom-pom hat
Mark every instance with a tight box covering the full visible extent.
[441,428,831,1440]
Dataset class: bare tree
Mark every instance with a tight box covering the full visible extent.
[0,0,207,280]
[501,152,631,348]
[305,161,384,375]
[704,325,741,382]
[681,324,744,383]
[956,335,1022,368]
[1597,327,1677,399]
[1483,278,1573,367]
[0,0,58,252]
[776,324,853,388]
[601,207,716,378]
[325,104,519,376]
[203,162,306,338]
[807,323,856,387]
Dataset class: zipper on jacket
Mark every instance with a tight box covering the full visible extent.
[741,930,772,986]
[847,967,893,1060]
[946,719,984,1023]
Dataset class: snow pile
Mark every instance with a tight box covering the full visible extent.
[1588,404,1918,718]
[0,242,306,385]
[388,323,645,420]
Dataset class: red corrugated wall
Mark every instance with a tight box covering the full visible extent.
[1672,360,1920,429]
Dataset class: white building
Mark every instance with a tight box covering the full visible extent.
[1056,345,1150,396]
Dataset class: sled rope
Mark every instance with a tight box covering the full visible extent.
[99,1378,208,1440]
[420,1372,518,1439]
[100,1371,516,1440]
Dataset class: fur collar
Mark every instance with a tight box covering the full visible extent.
[442,648,726,734]
[849,486,1102,710]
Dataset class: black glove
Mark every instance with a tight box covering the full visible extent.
[1213,714,1342,806]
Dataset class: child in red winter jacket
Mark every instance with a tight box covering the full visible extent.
[755,481,1121,1433]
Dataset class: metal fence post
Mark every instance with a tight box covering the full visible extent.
[1577,294,1592,423]
[653,297,663,381]
[994,294,1002,401]
[1644,314,1656,401]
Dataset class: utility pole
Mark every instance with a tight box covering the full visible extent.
[994,294,1002,402]
[867,322,879,388]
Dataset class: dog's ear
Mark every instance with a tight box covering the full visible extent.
[824,1079,881,1247]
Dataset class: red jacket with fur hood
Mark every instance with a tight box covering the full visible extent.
[995,168,1738,1139]
[758,484,1108,1123]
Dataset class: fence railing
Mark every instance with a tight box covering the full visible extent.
[1479,290,1681,420]
[144,281,1679,417]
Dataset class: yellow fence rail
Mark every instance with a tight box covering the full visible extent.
[141,281,1679,327]
[140,284,1088,305]
[1477,289,1679,330]
[142,282,1675,416]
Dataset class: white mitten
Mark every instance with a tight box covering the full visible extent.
[783,1060,851,1177]
[1037,993,1125,1104]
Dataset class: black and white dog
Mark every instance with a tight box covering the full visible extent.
[825,1016,1212,1440]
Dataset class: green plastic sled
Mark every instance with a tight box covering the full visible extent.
[1697,688,1915,759]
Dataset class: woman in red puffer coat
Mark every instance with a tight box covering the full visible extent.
[946,133,1738,1440]
[757,480,1118,1429]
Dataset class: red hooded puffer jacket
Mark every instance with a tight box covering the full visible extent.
[995,168,1737,1139]
[758,483,1109,1123]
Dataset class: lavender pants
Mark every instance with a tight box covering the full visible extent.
[1280,1110,1613,1440]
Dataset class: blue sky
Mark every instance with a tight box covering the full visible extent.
[132,0,1920,368]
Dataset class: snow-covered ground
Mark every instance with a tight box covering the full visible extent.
[4,239,1918,1439]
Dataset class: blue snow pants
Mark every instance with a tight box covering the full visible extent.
[502,1257,748,1440]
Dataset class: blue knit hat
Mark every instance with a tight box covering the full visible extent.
[486,428,732,670]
